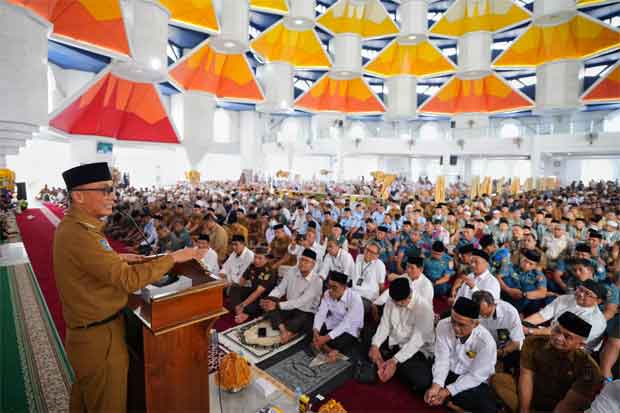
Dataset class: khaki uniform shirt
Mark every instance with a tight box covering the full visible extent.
[53,207,175,329]
[520,336,602,412]
[207,223,229,262]
[269,236,291,260]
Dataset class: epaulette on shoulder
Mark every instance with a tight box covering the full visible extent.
[77,221,97,230]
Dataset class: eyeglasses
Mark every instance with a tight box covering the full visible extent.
[72,187,115,195]
[366,249,379,256]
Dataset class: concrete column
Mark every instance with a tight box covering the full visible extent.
[462,156,473,182]
[0,3,51,150]
[239,111,265,180]
[530,138,542,179]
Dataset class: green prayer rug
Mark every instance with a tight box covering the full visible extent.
[1,264,72,412]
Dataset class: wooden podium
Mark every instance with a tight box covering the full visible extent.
[126,259,227,412]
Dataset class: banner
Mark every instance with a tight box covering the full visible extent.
[435,176,446,203]
[470,176,480,199]
[511,177,520,195]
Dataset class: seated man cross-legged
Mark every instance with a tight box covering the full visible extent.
[260,248,323,344]
[312,271,364,362]
[425,297,498,413]
[369,277,435,394]
[230,246,277,324]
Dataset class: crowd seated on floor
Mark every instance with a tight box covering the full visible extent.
[70,177,620,412]
[36,184,67,205]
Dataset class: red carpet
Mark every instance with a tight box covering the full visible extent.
[15,209,67,340]
[18,207,447,412]
[43,202,65,220]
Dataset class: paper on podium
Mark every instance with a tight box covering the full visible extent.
[142,275,193,301]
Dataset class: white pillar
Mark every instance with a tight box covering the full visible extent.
[329,34,362,79]
[463,156,473,182]
[256,62,294,113]
[284,0,316,30]
[535,60,583,113]
[398,0,428,43]
[211,0,249,54]
[530,138,542,179]
[240,111,264,178]
[385,76,418,121]
[115,0,170,82]
[180,91,216,168]
[0,3,51,148]
[457,32,492,76]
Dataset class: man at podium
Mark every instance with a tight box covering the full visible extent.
[53,162,206,413]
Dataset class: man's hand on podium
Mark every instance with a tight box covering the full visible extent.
[171,247,207,263]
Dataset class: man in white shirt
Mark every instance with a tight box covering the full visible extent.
[261,248,323,343]
[351,242,387,303]
[370,278,435,394]
[523,279,607,352]
[455,249,501,302]
[219,235,254,287]
[312,271,364,362]
[472,290,524,373]
[318,237,355,281]
[304,227,325,259]
[376,255,434,306]
[196,234,220,274]
[425,297,497,413]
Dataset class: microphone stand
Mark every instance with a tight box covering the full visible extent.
[118,210,179,285]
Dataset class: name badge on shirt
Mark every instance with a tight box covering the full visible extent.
[356,278,364,287]
[466,351,477,359]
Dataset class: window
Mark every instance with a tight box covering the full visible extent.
[500,120,521,139]
[419,122,441,140]
[213,109,231,143]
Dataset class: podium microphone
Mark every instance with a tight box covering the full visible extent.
[118,210,156,256]
[118,210,179,286]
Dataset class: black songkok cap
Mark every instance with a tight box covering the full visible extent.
[273,223,284,230]
[575,243,591,253]
[458,244,475,255]
[479,234,495,248]
[301,248,317,261]
[557,311,592,338]
[254,245,269,255]
[471,249,490,262]
[522,249,541,263]
[328,270,348,285]
[231,234,246,243]
[463,223,475,230]
[62,162,112,191]
[389,277,411,301]
[407,255,424,267]
[378,225,389,233]
[590,231,603,240]
[198,234,210,241]
[432,241,445,252]
[453,297,480,319]
[308,221,318,228]
[581,279,605,299]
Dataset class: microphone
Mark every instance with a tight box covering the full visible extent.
[118,210,156,256]
[118,210,179,286]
